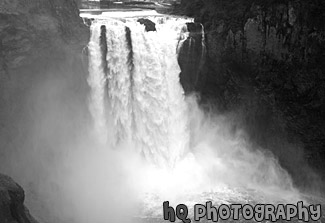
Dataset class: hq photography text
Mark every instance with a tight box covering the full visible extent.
[163,201,322,223]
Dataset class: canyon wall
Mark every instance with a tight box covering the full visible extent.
[0,0,89,221]
[179,0,325,191]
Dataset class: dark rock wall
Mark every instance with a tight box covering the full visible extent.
[178,22,206,93]
[179,0,325,191]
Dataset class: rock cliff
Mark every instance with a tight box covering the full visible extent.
[0,0,89,156]
[0,0,89,221]
[179,0,325,191]
[0,0,88,71]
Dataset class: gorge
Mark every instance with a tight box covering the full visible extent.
[0,0,324,223]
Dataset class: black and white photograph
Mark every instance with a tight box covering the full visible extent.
[0,0,324,222]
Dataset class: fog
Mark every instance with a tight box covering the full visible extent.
[0,21,322,223]
[1,67,303,223]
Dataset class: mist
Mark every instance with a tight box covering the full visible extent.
[0,14,321,223]
[0,67,311,223]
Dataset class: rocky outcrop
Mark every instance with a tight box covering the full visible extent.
[178,22,206,92]
[137,18,156,32]
[0,174,38,223]
[179,0,325,190]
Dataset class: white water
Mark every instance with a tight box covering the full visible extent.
[88,17,193,167]
[87,14,301,219]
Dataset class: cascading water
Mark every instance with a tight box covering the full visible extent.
[88,17,193,168]
[86,12,301,219]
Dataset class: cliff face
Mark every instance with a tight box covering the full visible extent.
[0,0,89,152]
[0,0,89,220]
[180,0,325,190]
[0,0,88,71]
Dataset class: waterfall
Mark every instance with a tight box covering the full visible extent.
[88,24,108,144]
[87,14,299,208]
[88,17,194,168]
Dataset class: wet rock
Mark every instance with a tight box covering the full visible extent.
[0,174,38,223]
[186,22,202,33]
[178,22,206,93]
[137,18,156,32]
[288,3,297,26]
[244,18,264,54]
